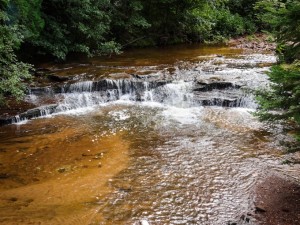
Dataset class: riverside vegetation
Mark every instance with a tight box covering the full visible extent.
[1,0,299,148]
[0,0,269,102]
[0,1,300,224]
[254,0,300,150]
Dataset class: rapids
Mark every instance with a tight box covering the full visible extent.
[0,45,292,225]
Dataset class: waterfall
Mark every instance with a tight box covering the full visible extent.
[1,53,276,125]
[4,78,259,125]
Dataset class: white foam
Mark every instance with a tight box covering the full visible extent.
[13,119,29,125]
[54,106,96,115]
[161,106,203,124]
[109,110,130,121]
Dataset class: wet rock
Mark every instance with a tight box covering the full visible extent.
[47,74,73,82]
[259,42,265,49]
[28,86,60,95]
[229,34,277,52]
[0,173,10,179]
[0,118,13,126]
[194,81,240,92]
[197,98,238,107]
[28,78,171,96]
[255,206,267,213]
[34,68,51,77]
[240,214,251,222]
[135,92,143,101]
[227,222,237,225]
[118,187,132,193]
[57,168,66,173]
[21,104,57,118]
[8,197,18,202]
[130,73,142,79]
[56,165,72,173]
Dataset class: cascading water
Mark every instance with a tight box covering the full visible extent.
[2,53,276,125]
[1,48,290,225]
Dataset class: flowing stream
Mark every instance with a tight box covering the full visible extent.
[0,45,290,225]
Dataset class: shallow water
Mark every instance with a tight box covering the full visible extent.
[0,45,285,225]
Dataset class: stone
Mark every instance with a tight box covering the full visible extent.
[57,168,66,173]
[48,74,72,82]
[0,173,10,179]
[194,81,240,92]
[255,206,267,213]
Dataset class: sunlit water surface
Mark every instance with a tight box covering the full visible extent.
[0,45,286,225]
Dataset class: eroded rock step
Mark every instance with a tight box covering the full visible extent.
[1,78,250,126]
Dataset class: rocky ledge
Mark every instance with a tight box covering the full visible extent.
[228,33,276,52]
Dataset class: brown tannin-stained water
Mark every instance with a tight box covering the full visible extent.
[0,45,288,224]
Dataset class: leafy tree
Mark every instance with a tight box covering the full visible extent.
[276,1,300,62]
[228,0,259,18]
[190,1,252,42]
[141,0,207,44]
[255,0,300,148]
[0,3,32,105]
[110,0,150,47]
[8,0,44,40]
[32,0,120,59]
[256,65,300,122]
[256,64,300,145]
[255,0,300,62]
[226,0,259,33]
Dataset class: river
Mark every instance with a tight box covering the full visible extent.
[0,45,293,224]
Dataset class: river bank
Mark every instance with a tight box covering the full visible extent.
[228,33,276,53]
[254,173,300,225]
[230,33,300,225]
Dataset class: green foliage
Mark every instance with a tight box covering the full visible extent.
[254,0,285,30]
[190,1,256,42]
[228,0,259,17]
[0,7,32,105]
[97,41,122,56]
[254,0,300,147]
[255,0,300,62]
[256,65,300,120]
[3,0,264,60]
[256,64,300,141]
[141,0,207,44]
[0,0,273,104]
[8,0,44,40]
[227,0,259,33]
[276,1,300,62]
[214,10,246,37]
[110,0,150,47]
[32,0,119,59]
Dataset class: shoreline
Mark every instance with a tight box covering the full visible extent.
[228,33,276,53]
[254,173,300,225]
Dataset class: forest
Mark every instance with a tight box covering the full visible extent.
[1,1,300,224]
[0,0,299,141]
